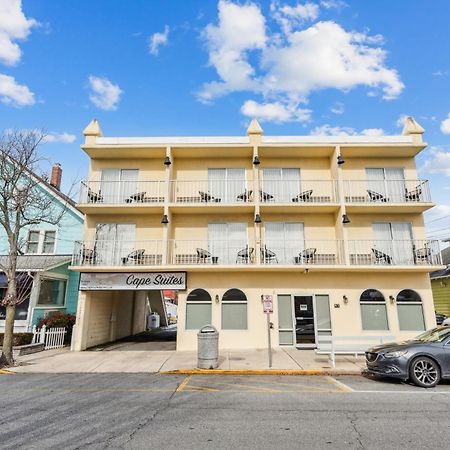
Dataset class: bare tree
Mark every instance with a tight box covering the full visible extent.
[0,130,69,366]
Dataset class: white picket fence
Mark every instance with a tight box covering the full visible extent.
[31,325,67,350]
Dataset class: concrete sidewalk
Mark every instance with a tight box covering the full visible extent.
[8,345,365,374]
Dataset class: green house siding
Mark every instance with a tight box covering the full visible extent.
[431,278,450,316]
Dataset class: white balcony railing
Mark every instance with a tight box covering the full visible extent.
[72,240,165,266]
[348,240,441,266]
[170,180,253,204]
[259,180,338,203]
[343,180,431,204]
[79,181,166,204]
[261,240,344,265]
[168,240,255,265]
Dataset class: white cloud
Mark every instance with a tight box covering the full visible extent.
[43,132,76,144]
[330,102,344,114]
[0,73,34,106]
[310,124,384,136]
[440,113,450,134]
[422,146,450,176]
[241,99,311,123]
[88,75,123,111]
[199,1,404,122]
[271,1,319,34]
[396,114,408,128]
[320,0,348,9]
[0,0,38,66]
[149,25,169,56]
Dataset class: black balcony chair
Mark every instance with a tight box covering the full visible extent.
[122,249,145,265]
[199,191,221,203]
[260,190,274,202]
[405,183,423,202]
[81,246,96,264]
[237,190,253,202]
[196,248,213,263]
[367,189,389,203]
[261,245,278,263]
[87,188,103,203]
[236,246,254,263]
[414,246,431,263]
[125,192,146,203]
[371,248,392,265]
[292,190,313,203]
[301,247,317,263]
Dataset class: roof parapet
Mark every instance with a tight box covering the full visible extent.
[247,118,263,145]
[83,119,102,145]
[402,116,424,144]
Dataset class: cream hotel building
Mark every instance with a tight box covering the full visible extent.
[71,117,443,352]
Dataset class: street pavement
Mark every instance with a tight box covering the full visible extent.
[1,373,449,449]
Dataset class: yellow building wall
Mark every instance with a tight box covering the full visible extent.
[431,278,450,316]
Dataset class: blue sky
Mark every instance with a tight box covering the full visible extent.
[0,0,449,239]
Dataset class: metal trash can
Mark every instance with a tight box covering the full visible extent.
[197,325,219,369]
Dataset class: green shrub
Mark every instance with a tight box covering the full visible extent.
[0,333,34,346]
[38,312,76,344]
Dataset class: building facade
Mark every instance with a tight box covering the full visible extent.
[0,164,84,332]
[71,117,442,351]
[431,247,450,317]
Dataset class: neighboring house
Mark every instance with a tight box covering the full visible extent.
[0,164,84,332]
[430,247,450,316]
[71,117,442,352]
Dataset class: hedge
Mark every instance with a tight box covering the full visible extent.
[0,333,34,346]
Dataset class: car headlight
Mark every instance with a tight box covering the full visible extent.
[384,350,407,358]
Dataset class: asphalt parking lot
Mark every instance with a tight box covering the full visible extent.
[1,373,450,449]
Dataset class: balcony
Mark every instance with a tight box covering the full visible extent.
[348,240,442,266]
[343,180,433,213]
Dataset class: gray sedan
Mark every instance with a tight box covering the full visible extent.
[365,326,450,388]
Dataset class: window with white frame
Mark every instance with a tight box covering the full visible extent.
[26,230,56,254]
[366,168,405,202]
[360,289,389,331]
[185,289,212,330]
[262,168,301,202]
[37,278,67,307]
[221,289,247,330]
[396,289,425,331]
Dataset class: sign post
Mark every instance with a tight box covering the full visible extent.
[262,295,273,368]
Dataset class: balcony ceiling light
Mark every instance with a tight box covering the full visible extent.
[254,214,262,223]
[337,155,345,165]
[164,156,171,166]
[161,214,169,224]
[253,155,260,165]
[342,214,350,224]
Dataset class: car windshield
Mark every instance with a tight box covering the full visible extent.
[413,327,450,343]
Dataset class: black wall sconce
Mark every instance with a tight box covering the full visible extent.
[161,214,169,224]
[389,295,395,304]
[254,214,262,223]
[343,295,348,304]
[337,155,345,165]
[215,294,220,304]
[164,156,171,166]
[342,214,350,224]
[253,155,260,165]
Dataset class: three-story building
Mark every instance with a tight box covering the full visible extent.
[71,117,442,351]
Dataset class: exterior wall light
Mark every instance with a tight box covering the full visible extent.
[215,294,220,304]
[337,155,345,165]
[254,214,262,223]
[253,155,260,165]
[343,295,348,304]
[164,156,171,166]
[389,295,395,304]
[342,214,350,224]
[161,214,169,224]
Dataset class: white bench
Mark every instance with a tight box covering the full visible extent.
[315,335,395,368]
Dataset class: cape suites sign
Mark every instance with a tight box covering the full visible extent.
[79,272,187,291]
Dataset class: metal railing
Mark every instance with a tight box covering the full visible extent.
[348,239,441,266]
[259,180,338,203]
[260,240,344,265]
[72,240,165,266]
[79,181,166,204]
[168,240,255,265]
[170,180,253,204]
[343,180,431,204]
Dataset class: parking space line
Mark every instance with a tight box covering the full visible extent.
[325,376,354,393]
[176,375,192,392]
[347,389,450,394]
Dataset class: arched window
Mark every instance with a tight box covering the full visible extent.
[396,289,425,331]
[185,289,212,330]
[359,289,389,331]
[222,289,247,330]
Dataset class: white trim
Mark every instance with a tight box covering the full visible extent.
[24,228,58,255]
[35,273,69,308]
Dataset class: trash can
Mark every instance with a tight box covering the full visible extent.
[197,325,219,369]
[147,312,160,330]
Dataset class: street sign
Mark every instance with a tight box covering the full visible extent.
[262,295,273,314]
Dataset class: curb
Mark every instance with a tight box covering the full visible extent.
[0,369,14,375]
[161,368,362,376]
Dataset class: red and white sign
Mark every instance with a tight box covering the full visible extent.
[262,295,273,314]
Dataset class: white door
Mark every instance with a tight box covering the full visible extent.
[262,168,301,202]
[95,223,136,265]
[208,223,247,264]
[366,168,405,202]
[265,222,304,264]
[208,168,245,203]
[100,169,138,203]
[373,222,413,264]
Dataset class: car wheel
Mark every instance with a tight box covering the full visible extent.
[409,357,441,388]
